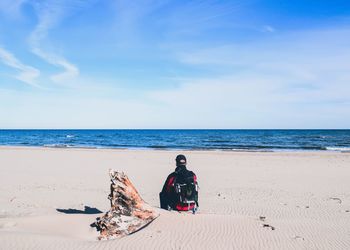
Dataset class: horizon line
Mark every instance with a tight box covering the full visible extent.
[0,128,349,130]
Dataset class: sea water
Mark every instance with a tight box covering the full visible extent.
[0,129,349,152]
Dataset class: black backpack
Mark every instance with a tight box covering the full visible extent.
[173,170,198,206]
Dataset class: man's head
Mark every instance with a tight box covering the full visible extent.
[175,154,187,167]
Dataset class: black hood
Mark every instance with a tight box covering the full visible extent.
[175,165,187,173]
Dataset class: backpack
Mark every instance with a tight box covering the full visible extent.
[173,170,198,209]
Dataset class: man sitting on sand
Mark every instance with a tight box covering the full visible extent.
[160,154,199,212]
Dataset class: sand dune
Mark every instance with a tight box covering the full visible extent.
[0,147,350,249]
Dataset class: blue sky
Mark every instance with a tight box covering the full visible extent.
[0,0,350,128]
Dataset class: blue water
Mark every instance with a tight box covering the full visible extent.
[0,130,349,152]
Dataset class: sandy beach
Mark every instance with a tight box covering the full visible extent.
[0,147,349,249]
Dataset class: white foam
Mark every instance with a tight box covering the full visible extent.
[326,147,350,152]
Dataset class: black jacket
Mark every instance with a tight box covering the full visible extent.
[160,165,198,210]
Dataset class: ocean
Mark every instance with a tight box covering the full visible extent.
[0,129,350,152]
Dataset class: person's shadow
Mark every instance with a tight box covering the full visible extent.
[56,206,103,214]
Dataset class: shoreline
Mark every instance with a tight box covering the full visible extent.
[0,145,349,154]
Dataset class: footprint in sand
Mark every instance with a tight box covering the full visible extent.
[259,216,266,222]
[258,216,275,230]
[262,224,275,230]
[329,197,342,204]
[292,235,305,241]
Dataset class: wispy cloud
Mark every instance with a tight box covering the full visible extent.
[0,0,27,18]
[177,27,350,77]
[147,71,350,128]
[0,47,40,87]
[111,0,169,45]
[28,0,88,83]
[147,27,350,128]
[262,25,275,33]
[162,0,262,42]
[31,47,79,83]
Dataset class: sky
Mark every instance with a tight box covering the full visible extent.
[0,0,350,129]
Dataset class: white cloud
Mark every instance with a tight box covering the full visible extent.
[31,47,79,83]
[0,0,27,18]
[177,27,350,82]
[148,27,350,128]
[262,25,275,33]
[147,72,350,128]
[0,89,166,128]
[163,0,248,36]
[28,0,87,83]
[0,47,40,87]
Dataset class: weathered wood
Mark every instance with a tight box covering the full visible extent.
[93,170,159,240]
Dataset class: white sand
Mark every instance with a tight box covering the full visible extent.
[0,147,349,249]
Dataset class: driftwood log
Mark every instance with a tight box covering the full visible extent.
[93,170,159,240]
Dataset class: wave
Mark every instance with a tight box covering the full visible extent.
[326,147,350,152]
[202,140,232,143]
[43,144,71,148]
[149,145,169,149]
[43,144,100,149]
[204,144,327,151]
[6,143,348,152]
